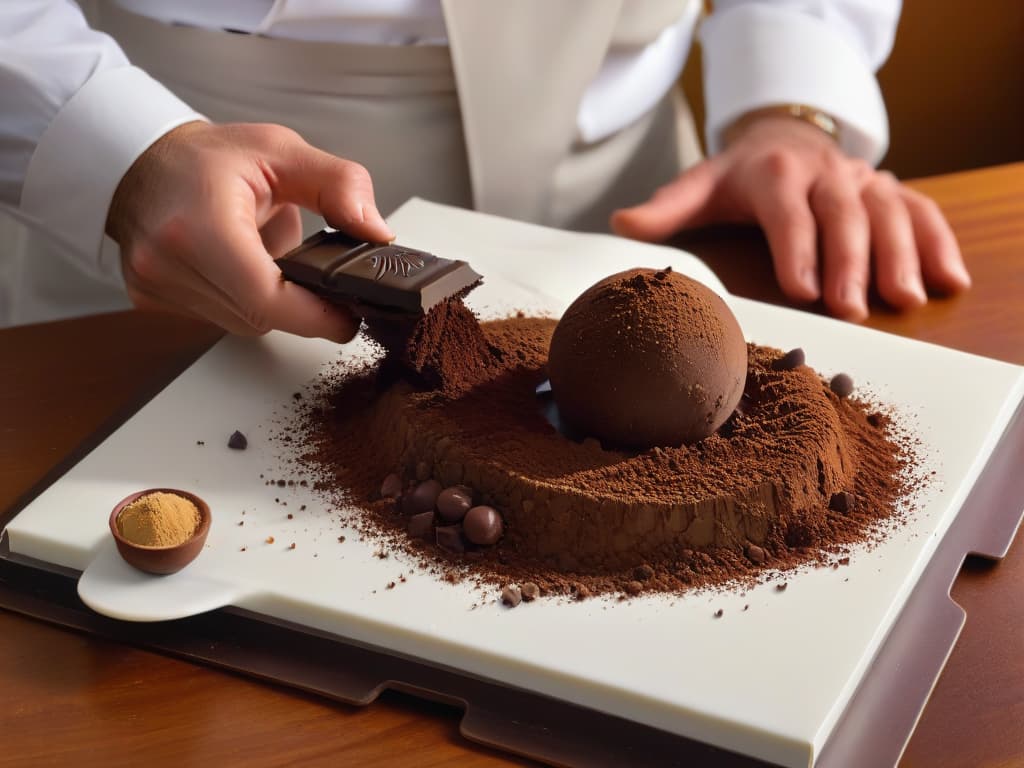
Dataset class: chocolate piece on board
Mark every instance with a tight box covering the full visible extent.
[276,230,481,314]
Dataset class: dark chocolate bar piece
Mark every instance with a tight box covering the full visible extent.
[275,230,481,315]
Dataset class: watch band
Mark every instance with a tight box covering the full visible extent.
[723,104,840,146]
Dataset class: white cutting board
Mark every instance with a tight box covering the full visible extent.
[6,199,1024,768]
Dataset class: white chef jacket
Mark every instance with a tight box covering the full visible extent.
[0,0,898,326]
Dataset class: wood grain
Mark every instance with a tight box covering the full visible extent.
[2,163,1023,768]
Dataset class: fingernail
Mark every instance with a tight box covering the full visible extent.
[901,271,927,303]
[363,204,394,241]
[841,282,868,319]
[800,266,820,298]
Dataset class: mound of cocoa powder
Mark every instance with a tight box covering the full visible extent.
[364,298,503,396]
[291,312,916,600]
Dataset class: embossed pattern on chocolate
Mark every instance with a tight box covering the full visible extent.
[276,230,481,314]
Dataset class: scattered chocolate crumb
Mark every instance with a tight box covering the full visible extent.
[300,505,307,511]
[288,542,296,550]
[830,373,855,398]
[287,513,294,520]
[520,582,540,602]
[237,520,244,526]
[574,584,592,601]
[624,581,643,596]
[772,347,805,371]
[240,546,247,552]
[265,536,275,544]
[743,604,749,611]
[387,581,396,590]
[829,491,855,513]
[337,535,346,543]
[839,556,851,566]
[714,608,724,618]
[293,392,303,400]
[776,582,788,592]
[277,479,286,487]
[501,585,522,607]
[228,430,248,450]
[196,440,205,446]
[634,564,655,582]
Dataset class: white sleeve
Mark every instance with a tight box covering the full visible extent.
[0,1,204,283]
[700,0,900,165]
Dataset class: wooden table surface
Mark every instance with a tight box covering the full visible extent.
[1,163,1022,768]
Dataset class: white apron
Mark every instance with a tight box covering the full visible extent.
[1,0,702,325]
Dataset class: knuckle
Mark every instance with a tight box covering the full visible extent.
[755,149,798,182]
[125,245,160,286]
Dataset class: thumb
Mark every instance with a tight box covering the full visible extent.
[268,135,394,243]
[611,161,717,242]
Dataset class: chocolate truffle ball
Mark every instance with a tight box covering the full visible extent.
[548,268,747,448]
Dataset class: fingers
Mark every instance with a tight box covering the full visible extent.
[134,214,361,343]
[900,186,971,294]
[265,129,394,243]
[810,175,871,321]
[749,178,820,303]
[862,173,927,309]
[196,212,361,343]
[610,161,718,242]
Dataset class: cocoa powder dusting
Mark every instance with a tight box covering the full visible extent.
[365,298,502,396]
[292,311,917,600]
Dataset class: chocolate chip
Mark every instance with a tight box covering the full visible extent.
[436,486,473,523]
[634,564,655,582]
[435,524,465,553]
[830,373,854,399]
[501,585,522,607]
[403,479,442,514]
[227,430,248,450]
[745,545,766,565]
[415,461,431,482]
[520,582,540,602]
[772,347,805,371]
[407,511,434,540]
[463,505,503,546]
[380,472,403,499]
[829,491,854,513]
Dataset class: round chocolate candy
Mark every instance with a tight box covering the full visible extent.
[772,347,805,371]
[380,473,403,499]
[403,479,442,514]
[436,486,473,523]
[463,505,503,546]
[830,373,855,399]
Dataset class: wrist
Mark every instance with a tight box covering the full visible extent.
[723,104,839,149]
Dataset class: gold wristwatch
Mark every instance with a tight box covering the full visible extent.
[723,104,840,146]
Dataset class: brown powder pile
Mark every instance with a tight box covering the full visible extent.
[364,298,503,396]
[117,491,200,548]
[292,316,915,600]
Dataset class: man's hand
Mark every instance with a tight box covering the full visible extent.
[611,115,971,321]
[107,121,394,341]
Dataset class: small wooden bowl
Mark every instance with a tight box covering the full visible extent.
[109,488,211,575]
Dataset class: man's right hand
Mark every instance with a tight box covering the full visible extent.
[106,121,394,342]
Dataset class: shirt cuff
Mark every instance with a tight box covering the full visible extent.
[19,66,204,286]
[701,4,889,164]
